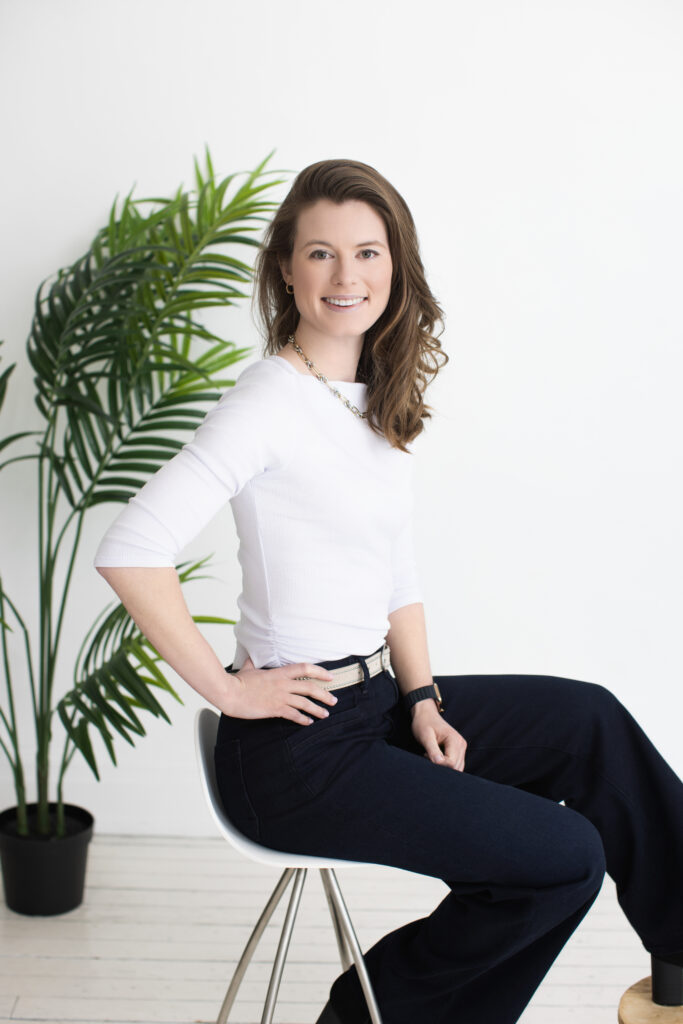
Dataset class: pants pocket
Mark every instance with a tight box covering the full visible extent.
[282,703,362,754]
[214,737,260,842]
[386,669,400,705]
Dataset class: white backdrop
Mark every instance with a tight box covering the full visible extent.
[0,0,681,835]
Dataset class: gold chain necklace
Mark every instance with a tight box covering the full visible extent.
[288,336,367,420]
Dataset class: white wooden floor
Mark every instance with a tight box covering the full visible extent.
[0,835,656,1024]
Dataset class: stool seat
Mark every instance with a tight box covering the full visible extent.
[618,977,683,1023]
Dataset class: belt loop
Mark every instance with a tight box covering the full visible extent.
[357,655,371,694]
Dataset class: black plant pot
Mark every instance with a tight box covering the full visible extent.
[0,803,94,915]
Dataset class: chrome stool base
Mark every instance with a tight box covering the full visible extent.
[215,866,382,1024]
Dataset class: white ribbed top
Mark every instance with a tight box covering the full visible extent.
[94,354,422,669]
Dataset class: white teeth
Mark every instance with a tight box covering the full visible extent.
[324,297,365,307]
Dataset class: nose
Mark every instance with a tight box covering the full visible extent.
[331,254,357,287]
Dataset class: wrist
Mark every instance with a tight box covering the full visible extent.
[409,698,441,720]
[403,681,445,717]
[220,665,245,716]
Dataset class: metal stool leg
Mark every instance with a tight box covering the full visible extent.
[320,871,353,971]
[216,867,295,1024]
[320,868,383,1024]
[260,867,307,1024]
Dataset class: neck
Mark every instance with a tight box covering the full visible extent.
[293,326,363,383]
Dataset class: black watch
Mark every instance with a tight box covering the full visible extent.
[403,682,445,714]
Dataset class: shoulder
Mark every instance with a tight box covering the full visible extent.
[191,355,305,461]
[211,355,298,415]
[185,356,301,463]
[236,354,293,384]
[232,354,295,393]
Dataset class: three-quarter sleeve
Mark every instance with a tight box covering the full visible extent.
[93,360,294,567]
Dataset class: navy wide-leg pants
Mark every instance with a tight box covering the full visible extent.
[215,653,683,1024]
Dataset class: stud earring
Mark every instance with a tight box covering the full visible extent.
[285,283,294,295]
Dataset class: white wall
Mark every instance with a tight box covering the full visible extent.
[0,0,681,835]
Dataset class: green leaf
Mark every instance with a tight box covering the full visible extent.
[97,474,147,488]
[133,417,204,431]
[192,615,235,625]
[0,357,16,411]
[82,676,139,743]
[72,718,100,779]
[0,431,37,455]
[86,489,136,505]
[16,151,285,793]
[116,651,170,719]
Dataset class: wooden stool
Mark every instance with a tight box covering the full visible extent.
[619,978,683,1023]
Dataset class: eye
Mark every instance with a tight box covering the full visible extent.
[358,249,380,259]
[309,249,332,260]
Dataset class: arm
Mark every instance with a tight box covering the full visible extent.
[386,602,467,771]
[385,601,434,711]
[94,363,337,723]
[97,565,337,723]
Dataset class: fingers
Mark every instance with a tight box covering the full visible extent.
[283,663,339,724]
[426,750,466,771]
[290,696,334,723]
[291,663,335,684]
[424,735,467,772]
[230,660,342,725]
[289,664,338,706]
[445,735,467,772]
[449,740,467,772]
[289,706,320,725]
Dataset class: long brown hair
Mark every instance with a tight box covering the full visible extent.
[254,159,447,451]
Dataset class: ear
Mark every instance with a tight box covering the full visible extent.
[278,256,292,286]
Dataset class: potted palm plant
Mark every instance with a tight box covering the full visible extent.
[0,149,284,914]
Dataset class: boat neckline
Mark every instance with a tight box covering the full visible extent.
[271,353,367,387]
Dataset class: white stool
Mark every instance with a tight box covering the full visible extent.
[195,708,383,1024]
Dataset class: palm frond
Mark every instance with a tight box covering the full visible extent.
[0,345,41,464]
[0,151,284,828]
[26,151,285,510]
[58,556,234,778]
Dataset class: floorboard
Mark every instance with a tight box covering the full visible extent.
[0,835,654,1023]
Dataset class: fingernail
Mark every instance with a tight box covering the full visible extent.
[331,695,338,703]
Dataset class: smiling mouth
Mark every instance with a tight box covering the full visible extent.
[322,296,367,308]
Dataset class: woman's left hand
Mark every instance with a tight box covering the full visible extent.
[410,703,467,771]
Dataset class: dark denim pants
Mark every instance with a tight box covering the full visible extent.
[215,649,683,1024]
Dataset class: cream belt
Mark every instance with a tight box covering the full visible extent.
[294,645,392,692]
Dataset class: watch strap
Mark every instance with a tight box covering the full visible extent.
[403,682,444,714]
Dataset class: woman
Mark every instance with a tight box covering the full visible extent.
[95,159,683,1024]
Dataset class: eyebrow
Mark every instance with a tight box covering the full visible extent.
[299,239,388,249]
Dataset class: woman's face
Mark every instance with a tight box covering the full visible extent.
[282,199,393,347]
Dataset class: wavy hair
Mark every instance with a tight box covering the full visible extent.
[254,158,447,451]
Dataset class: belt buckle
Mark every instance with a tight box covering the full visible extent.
[381,645,391,671]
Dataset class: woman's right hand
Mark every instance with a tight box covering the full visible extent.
[226,656,339,724]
